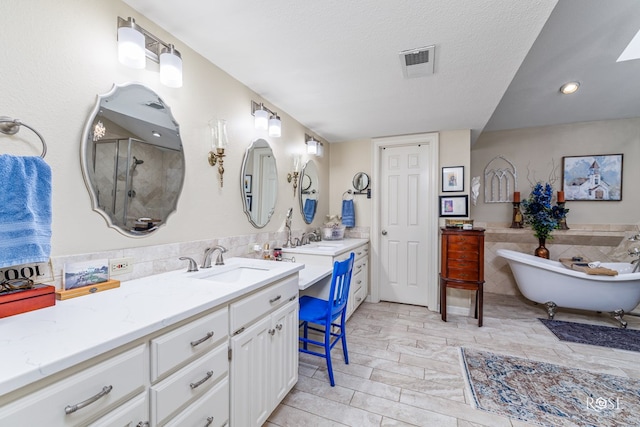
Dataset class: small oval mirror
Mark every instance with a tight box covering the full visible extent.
[353,172,370,192]
[299,160,319,224]
[241,139,278,228]
[80,83,185,237]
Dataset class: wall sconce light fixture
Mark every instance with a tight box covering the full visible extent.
[117,17,183,88]
[251,101,281,137]
[208,118,228,187]
[287,155,302,197]
[305,134,323,157]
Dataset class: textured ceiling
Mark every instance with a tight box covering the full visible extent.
[121,0,640,144]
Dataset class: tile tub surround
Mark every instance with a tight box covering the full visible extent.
[482,223,640,296]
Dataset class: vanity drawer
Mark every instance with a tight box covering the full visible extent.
[447,259,479,270]
[150,343,228,426]
[354,244,369,260]
[0,345,146,427]
[447,243,479,254]
[353,284,366,308]
[165,377,229,427]
[230,275,298,333]
[151,307,228,381]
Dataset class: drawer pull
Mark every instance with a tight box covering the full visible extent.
[269,295,282,304]
[268,328,276,336]
[190,371,214,389]
[357,280,362,284]
[190,331,214,347]
[275,323,283,331]
[205,416,214,427]
[64,385,113,414]
[357,297,362,302]
[357,251,362,255]
[356,264,362,269]
[136,423,150,427]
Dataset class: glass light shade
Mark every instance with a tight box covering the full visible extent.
[254,108,268,130]
[209,118,228,149]
[118,25,145,69]
[292,155,302,173]
[160,46,183,88]
[306,138,318,155]
[268,114,281,137]
[316,142,324,157]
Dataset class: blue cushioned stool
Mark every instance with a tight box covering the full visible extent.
[299,252,355,386]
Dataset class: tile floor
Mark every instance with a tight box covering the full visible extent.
[265,293,640,426]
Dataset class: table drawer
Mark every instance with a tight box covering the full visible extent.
[447,235,479,244]
[447,242,479,253]
[0,345,146,427]
[447,259,479,270]
[446,268,480,281]
[230,275,298,333]
[151,307,228,381]
[446,249,478,261]
[151,344,228,426]
[165,377,229,427]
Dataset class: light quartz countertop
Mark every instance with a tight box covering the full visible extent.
[281,238,368,257]
[0,258,302,397]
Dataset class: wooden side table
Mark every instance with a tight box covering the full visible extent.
[439,227,485,326]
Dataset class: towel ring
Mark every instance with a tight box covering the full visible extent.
[342,190,354,200]
[0,116,47,158]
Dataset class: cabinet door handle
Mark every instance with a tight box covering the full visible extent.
[357,297,362,302]
[357,280,362,284]
[190,371,214,389]
[275,323,283,331]
[205,416,214,427]
[136,423,150,427]
[268,328,276,336]
[190,331,214,347]
[269,295,282,304]
[64,385,113,414]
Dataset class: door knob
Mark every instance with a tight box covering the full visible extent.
[381,230,387,235]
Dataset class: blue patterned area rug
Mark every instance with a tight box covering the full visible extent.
[460,348,640,427]
[539,318,640,352]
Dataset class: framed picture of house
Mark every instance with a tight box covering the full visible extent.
[439,195,468,217]
[562,154,623,201]
[442,166,464,192]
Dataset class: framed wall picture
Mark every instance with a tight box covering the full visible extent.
[439,195,468,217]
[244,174,252,193]
[562,154,623,201]
[442,166,464,192]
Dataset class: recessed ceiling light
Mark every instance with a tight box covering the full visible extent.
[560,82,580,95]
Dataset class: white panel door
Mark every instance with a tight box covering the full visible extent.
[379,145,429,304]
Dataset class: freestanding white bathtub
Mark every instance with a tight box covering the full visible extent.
[497,249,640,327]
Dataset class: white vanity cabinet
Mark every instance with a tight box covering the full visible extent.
[348,244,369,317]
[0,259,302,427]
[229,275,299,426]
[0,345,147,426]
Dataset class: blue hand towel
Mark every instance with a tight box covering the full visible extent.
[303,198,317,223]
[342,199,355,228]
[0,155,52,268]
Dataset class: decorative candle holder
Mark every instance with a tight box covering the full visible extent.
[557,202,569,230]
[510,202,523,228]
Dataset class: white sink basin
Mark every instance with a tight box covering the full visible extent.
[194,266,272,283]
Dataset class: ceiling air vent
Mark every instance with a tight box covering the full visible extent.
[399,45,435,78]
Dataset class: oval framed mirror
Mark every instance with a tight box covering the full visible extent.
[241,139,278,228]
[353,172,370,192]
[299,160,319,224]
[80,83,185,237]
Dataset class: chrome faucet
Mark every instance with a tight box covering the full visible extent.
[202,245,228,268]
[300,231,319,245]
[179,256,199,272]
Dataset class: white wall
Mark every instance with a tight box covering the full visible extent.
[1,0,330,257]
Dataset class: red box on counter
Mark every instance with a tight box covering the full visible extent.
[0,284,56,318]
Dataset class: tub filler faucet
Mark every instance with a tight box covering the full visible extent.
[630,247,640,273]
